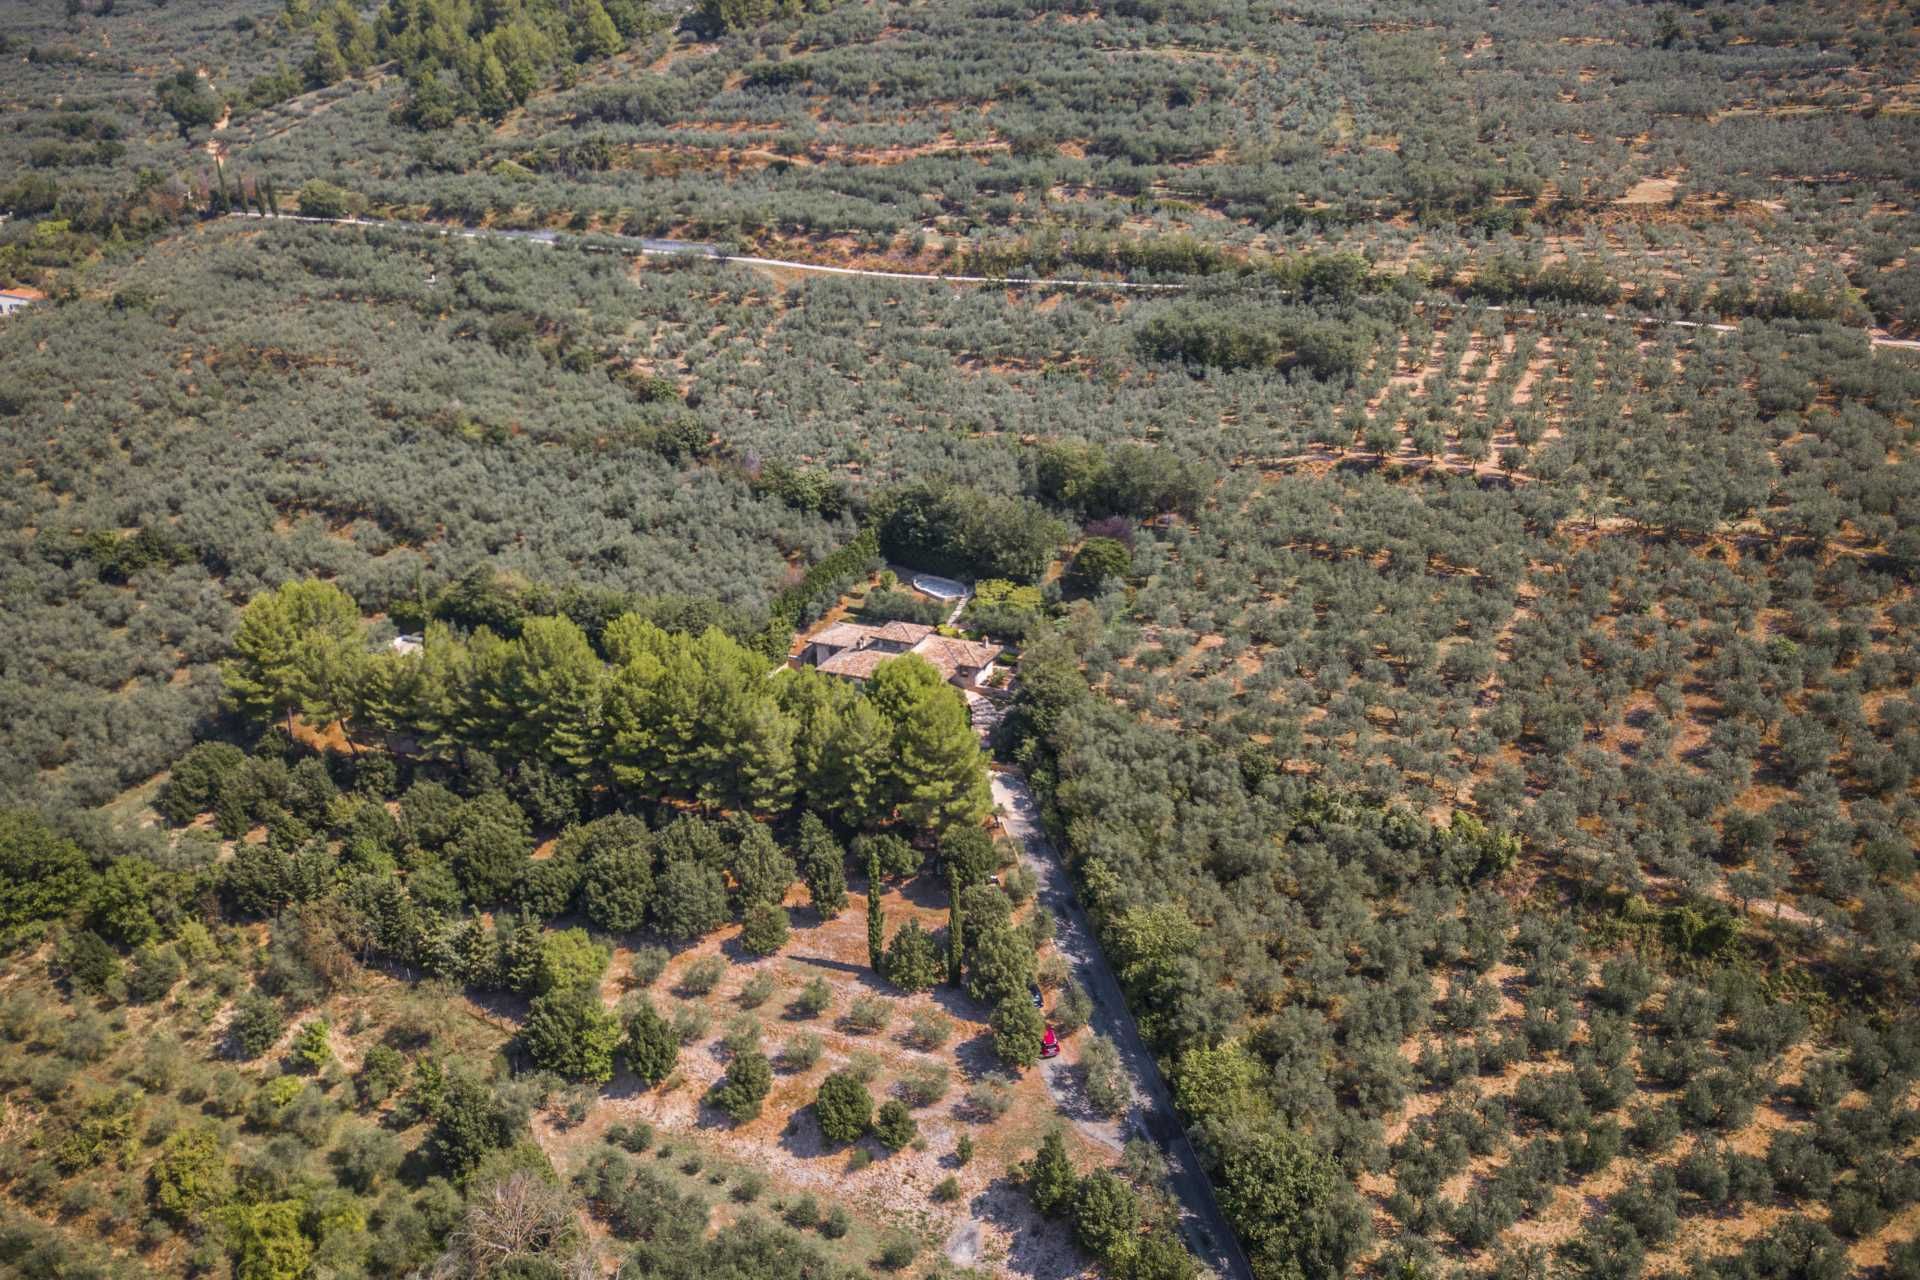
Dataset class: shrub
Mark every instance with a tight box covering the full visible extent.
[135,1034,185,1093]
[58,929,121,996]
[229,993,283,1058]
[904,1007,954,1050]
[125,944,185,1004]
[791,976,832,1018]
[523,987,621,1083]
[628,945,670,988]
[607,1120,653,1152]
[845,995,892,1034]
[966,1075,1016,1121]
[296,178,359,219]
[1052,982,1098,1043]
[670,1003,710,1044]
[679,955,727,996]
[955,1134,974,1165]
[149,1124,232,1223]
[779,1033,823,1071]
[784,1192,820,1228]
[815,1071,874,1144]
[1081,1036,1128,1118]
[882,919,944,992]
[738,971,776,1009]
[722,1014,762,1057]
[876,1231,918,1270]
[873,1100,917,1151]
[290,1019,331,1072]
[933,1175,961,1203]
[1627,1101,1682,1154]
[739,903,790,956]
[821,1204,851,1237]
[527,927,610,995]
[356,1045,407,1108]
[332,1126,403,1194]
[897,1063,951,1109]
[710,1052,772,1123]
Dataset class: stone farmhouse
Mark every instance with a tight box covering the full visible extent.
[799,620,1003,688]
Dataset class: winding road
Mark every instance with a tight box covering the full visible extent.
[991,770,1255,1280]
[228,211,1920,351]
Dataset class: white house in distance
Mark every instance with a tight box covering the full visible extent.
[801,620,1003,688]
[0,287,43,318]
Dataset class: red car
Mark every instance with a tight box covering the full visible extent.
[1039,1025,1060,1059]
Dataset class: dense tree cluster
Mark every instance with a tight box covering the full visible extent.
[216,577,988,835]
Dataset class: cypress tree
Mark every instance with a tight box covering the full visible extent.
[947,864,964,986]
[866,853,884,973]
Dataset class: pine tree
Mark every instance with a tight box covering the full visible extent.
[798,812,847,918]
[492,616,602,770]
[222,579,364,738]
[304,25,348,88]
[1026,1129,1079,1217]
[575,0,622,58]
[822,697,892,826]
[452,627,515,754]
[472,50,513,121]
[737,698,797,814]
[868,655,991,835]
[883,919,943,992]
[866,854,885,973]
[729,819,794,911]
[294,620,371,749]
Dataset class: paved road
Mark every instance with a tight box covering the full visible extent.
[231,211,1920,351]
[991,771,1254,1280]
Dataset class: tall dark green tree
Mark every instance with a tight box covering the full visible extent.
[798,812,847,917]
[946,864,964,987]
[1027,1128,1079,1217]
[622,1001,678,1086]
[866,853,885,974]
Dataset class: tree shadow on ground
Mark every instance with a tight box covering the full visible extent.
[968,1176,1086,1280]
[788,952,892,994]
[777,1104,832,1160]
[897,873,952,910]
[1040,1058,1105,1127]
[949,1029,1004,1083]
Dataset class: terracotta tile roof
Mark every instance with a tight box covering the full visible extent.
[911,635,1003,672]
[874,621,935,644]
[817,647,894,680]
[809,621,883,651]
